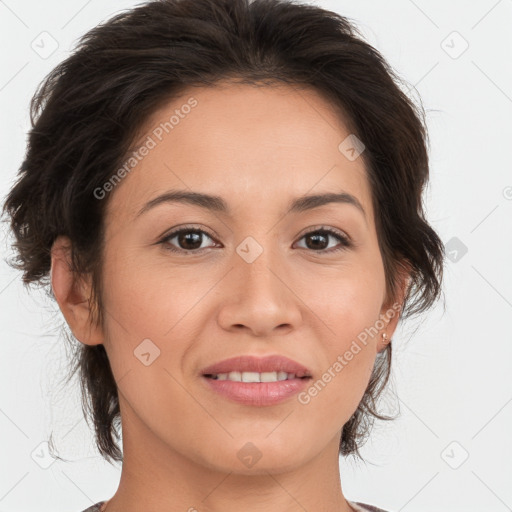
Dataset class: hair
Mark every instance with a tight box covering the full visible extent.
[2,0,444,464]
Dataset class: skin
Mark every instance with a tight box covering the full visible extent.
[51,81,408,512]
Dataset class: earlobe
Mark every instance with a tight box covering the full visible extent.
[50,235,104,346]
[376,310,399,353]
[376,261,411,353]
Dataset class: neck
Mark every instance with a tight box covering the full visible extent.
[102,402,355,512]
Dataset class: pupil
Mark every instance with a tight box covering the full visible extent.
[306,233,327,250]
[179,231,202,250]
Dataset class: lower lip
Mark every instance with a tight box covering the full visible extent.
[202,376,311,406]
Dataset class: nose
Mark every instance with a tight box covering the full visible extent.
[216,241,303,337]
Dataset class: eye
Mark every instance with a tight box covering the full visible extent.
[294,227,351,253]
[159,225,352,254]
[160,226,219,253]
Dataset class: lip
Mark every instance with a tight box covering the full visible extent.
[200,355,312,406]
[200,355,312,377]
[202,377,310,406]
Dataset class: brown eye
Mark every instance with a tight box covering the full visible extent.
[161,228,217,253]
[159,225,351,255]
[295,228,351,253]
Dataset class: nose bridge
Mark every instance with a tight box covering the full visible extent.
[235,233,285,299]
[216,232,302,335]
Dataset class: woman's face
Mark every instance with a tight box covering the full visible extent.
[80,82,400,473]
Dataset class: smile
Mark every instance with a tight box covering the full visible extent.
[206,371,309,382]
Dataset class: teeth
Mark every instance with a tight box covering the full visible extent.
[242,371,260,382]
[210,371,299,382]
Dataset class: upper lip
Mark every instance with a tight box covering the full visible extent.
[201,355,312,378]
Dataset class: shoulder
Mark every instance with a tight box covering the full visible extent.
[80,502,106,512]
[350,501,393,512]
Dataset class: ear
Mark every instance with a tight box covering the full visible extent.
[376,260,411,353]
[50,235,104,346]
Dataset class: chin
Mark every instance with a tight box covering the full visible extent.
[198,437,316,475]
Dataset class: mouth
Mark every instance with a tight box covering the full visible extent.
[203,371,311,382]
[200,354,312,378]
[200,355,313,406]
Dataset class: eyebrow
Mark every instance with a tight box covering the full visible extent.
[136,189,366,219]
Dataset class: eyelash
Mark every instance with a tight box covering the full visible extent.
[159,225,352,255]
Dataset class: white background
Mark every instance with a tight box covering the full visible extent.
[1,1,511,511]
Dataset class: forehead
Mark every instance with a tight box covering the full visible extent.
[106,81,373,223]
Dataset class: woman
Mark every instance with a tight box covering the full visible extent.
[2,0,444,510]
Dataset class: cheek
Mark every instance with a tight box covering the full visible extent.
[298,310,379,436]
[301,258,386,340]
[296,262,385,419]
[99,251,221,390]
[101,249,203,336]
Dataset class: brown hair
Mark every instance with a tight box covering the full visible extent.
[1,0,444,464]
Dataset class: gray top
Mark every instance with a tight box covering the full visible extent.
[351,502,392,512]
[81,500,391,511]
[81,504,105,512]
